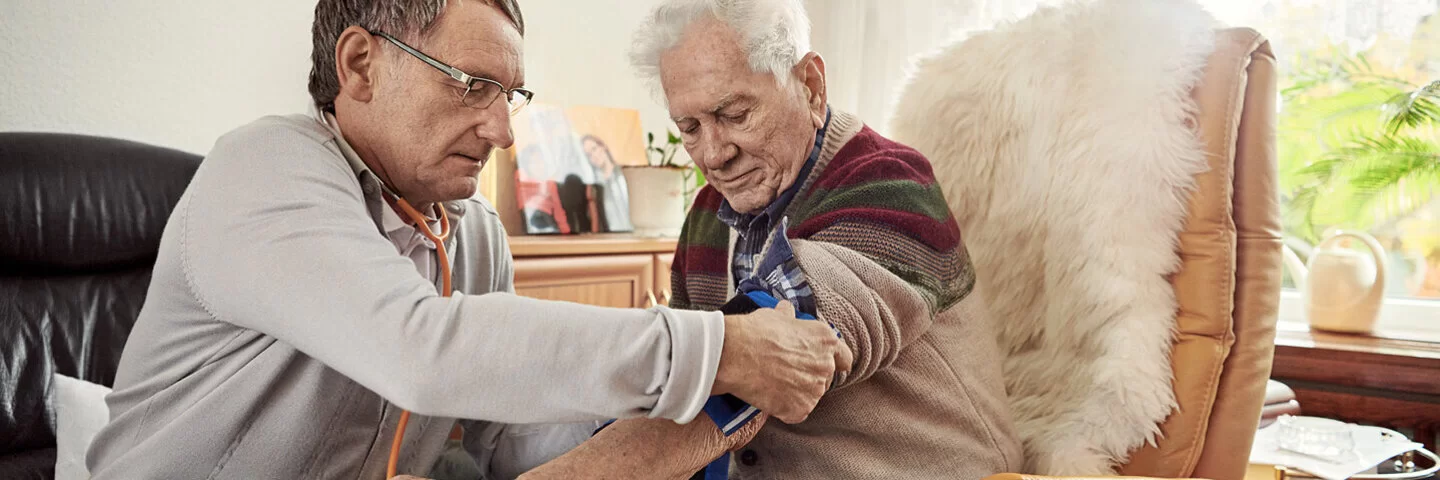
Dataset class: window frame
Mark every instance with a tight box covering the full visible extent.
[1277,289,1440,343]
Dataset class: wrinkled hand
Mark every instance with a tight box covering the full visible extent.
[714,300,853,424]
[723,413,768,452]
[391,476,429,480]
[519,412,772,480]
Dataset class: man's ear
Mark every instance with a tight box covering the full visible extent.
[335,26,382,105]
[794,52,827,127]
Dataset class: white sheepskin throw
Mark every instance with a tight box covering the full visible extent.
[887,0,1218,475]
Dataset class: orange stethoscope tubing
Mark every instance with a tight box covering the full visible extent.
[384,195,452,479]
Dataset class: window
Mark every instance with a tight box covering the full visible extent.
[1242,0,1440,340]
[811,0,1440,341]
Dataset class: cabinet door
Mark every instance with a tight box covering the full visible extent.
[513,254,655,308]
[654,253,675,307]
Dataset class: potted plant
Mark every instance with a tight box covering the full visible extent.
[622,131,706,237]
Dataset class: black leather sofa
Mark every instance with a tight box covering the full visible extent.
[0,132,200,479]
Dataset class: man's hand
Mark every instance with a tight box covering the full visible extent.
[713,300,853,424]
[724,413,767,452]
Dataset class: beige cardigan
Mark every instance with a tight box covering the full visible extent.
[722,240,1022,479]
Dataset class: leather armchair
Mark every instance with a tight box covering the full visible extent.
[0,132,200,479]
[982,28,1281,480]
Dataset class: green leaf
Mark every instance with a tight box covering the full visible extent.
[1295,130,1440,233]
[1382,80,1440,134]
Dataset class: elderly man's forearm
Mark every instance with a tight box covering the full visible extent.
[520,417,732,480]
[796,240,937,388]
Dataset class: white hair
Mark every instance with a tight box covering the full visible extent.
[630,0,812,89]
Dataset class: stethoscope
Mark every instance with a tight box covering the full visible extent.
[373,179,453,479]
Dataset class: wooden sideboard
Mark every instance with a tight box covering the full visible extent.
[509,234,677,309]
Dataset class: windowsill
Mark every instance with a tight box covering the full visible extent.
[1274,320,1440,360]
[1277,290,1440,344]
[1272,318,1440,396]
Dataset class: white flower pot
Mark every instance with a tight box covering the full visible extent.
[622,166,688,237]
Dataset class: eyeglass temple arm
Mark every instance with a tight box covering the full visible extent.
[370,30,532,103]
[370,31,470,84]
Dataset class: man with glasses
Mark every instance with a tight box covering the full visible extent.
[85,1,851,479]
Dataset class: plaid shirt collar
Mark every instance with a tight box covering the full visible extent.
[716,109,831,316]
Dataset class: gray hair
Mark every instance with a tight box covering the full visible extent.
[630,0,811,89]
[308,0,525,112]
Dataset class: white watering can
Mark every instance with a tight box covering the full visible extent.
[1281,231,1386,333]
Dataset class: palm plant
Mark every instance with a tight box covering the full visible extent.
[1284,51,1440,243]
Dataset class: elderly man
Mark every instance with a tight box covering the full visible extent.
[84,1,852,479]
[529,1,1023,479]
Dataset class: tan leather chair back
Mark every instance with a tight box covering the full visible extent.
[1118,28,1282,480]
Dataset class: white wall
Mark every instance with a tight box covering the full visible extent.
[0,1,677,155]
[0,1,316,155]
[522,0,676,143]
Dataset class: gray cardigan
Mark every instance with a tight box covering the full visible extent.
[86,114,723,479]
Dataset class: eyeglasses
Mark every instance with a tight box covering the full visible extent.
[370,30,534,115]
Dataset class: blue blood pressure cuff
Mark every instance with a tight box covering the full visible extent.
[690,290,830,480]
[595,290,836,480]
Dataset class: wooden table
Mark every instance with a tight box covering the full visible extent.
[1268,321,1440,451]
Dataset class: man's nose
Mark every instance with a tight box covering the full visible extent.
[697,128,737,171]
[473,99,514,148]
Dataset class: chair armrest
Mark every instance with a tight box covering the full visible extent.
[984,474,1211,480]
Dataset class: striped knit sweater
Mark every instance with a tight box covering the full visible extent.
[670,110,974,318]
[668,110,1020,479]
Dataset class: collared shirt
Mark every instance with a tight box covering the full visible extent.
[317,111,601,478]
[716,109,831,315]
[319,112,452,292]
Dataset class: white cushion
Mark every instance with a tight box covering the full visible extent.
[51,374,112,480]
